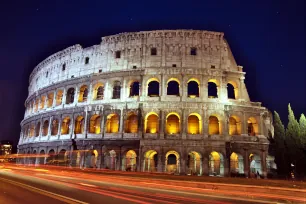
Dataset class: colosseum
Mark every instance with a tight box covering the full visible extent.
[18,30,276,178]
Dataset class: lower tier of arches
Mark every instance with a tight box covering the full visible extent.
[17,140,276,178]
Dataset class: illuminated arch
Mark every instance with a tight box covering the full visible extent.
[209,115,220,135]
[187,151,202,175]
[125,113,138,133]
[78,85,88,102]
[165,150,180,174]
[51,119,59,136]
[143,150,158,172]
[145,112,159,133]
[47,93,54,108]
[208,79,219,98]
[187,78,200,98]
[42,120,49,136]
[105,114,119,133]
[248,117,258,136]
[230,152,244,174]
[147,78,160,97]
[209,151,224,176]
[167,78,180,96]
[188,113,202,134]
[35,122,41,137]
[40,96,46,109]
[123,150,137,171]
[56,90,63,106]
[166,113,180,134]
[249,153,262,176]
[89,115,101,134]
[229,115,241,135]
[93,82,104,100]
[74,116,84,134]
[227,81,239,99]
[61,117,71,134]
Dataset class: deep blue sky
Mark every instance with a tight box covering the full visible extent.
[0,0,305,145]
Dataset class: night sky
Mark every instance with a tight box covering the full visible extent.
[0,0,305,146]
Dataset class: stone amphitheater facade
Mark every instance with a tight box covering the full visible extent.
[18,30,275,178]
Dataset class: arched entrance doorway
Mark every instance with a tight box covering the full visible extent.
[39,150,45,165]
[104,150,117,170]
[123,150,137,171]
[187,151,202,175]
[165,151,180,174]
[209,151,224,176]
[58,149,68,166]
[230,152,244,175]
[46,149,56,165]
[143,150,158,172]
[87,150,98,168]
[249,153,262,177]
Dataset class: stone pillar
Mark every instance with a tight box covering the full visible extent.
[180,153,186,175]
[70,115,74,139]
[242,112,247,135]
[118,147,122,171]
[73,86,78,105]
[244,149,249,178]
[47,116,53,140]
[38,118,43,141]
[261,151,267,178]
[157,153,163,173]
[52,90,57,107]
[84,108,88,138]
[62,88,66,106]
[260,113,264,136]
[160,74,164,98]
[159,110,164,139]
[223,153,230,177]
[202,156,209,176]
[99,146,104,169]
[57,118,62,140]
[181,109,186,139]
[100,110,105,138]
[119,109,124,136]
[87,83,93,104]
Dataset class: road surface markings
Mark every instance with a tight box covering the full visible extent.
[0,177,88,204]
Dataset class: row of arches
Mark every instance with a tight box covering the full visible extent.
[23,113,259,138]
[27,78,239,115]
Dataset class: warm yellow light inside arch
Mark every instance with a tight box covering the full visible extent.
[247,117,258,136]
[147,78,160,85]
[166,78,180,85]
[188,113,202,134]
[144,112,159,133]
[144,150,157,159]
[166,112,180,120]
[93,82,104,100]
[229,115,241,135]
[166,112,180,134]
[187,78,200,85]
[208,79,220,86]
[166,150,180,159]
[208,114,222,135]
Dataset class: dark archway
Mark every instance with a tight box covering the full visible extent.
[130,81,139,96]
[227,83,235,99]
[167,81,179,96]
[148,81,159,97]
[188,81,199,97]
[208,82,218,98]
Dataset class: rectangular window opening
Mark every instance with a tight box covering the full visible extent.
[190,47,197,56]
[85,57,89,64]
[172,64,177,67]
[62,64,66,71]
[133,66,137,69]
[99,69,102,73]
[115,51,121,59]
[211,65,216,69]
[151,48,157,56]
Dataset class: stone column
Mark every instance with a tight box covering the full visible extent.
[84,108,88,138]
[57,118,62,140]
[99,146,104,169]
[180,153,186,175]
[202,156,209,176]
[73,86,78,105]
[62,88,66,106]
[52,90,57,107]
[242,112,247,135]
[157,153,163,173]
[160,74,164,98]
[159,110,164,139]
[261,150,267,178]
[119,109,124,136]
[181,109,186,139]
[70,115,75,139]
[100,110,105,138]
[38,118,43,141]
[87,83,93,104]
[47,116,53,140]
[244,149,249,178]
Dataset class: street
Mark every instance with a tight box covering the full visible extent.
[0,164,305,204]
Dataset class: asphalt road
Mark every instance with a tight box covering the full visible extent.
[0,165,304,204]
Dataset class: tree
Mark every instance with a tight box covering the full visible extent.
[299,114,306,146]
[273,111,290,177]
[286,104,302,178]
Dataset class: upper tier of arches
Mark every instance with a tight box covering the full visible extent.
[28,30,241,95]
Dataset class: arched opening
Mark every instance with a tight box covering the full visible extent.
[208,80,218,98]
[249,153,262,177]
[42,120,49,136]
[40,96,45,109]
[112,81,121,99]
[147,79,159,97]
[125,113,138,133]
[87,150,98,168]
[123,150,137,171]
[166,151,180,174]
[167,79,180,96]
[230,152,244,175]
[51,119,59,136]
[188,114,201,134]
[188,80,199,98]
[187,151,202,175]
[61,117,71,135]
[74,116,84,134]
[29,124,35,137]
[78,85,88,102]
[46,149,56,165]
[47,93,54,108]
[266,155,277,177]
[166,113,180,134]
[129,81,139,97]
[143,150,158,172]
[229,116,241,135]
[209,151,224,176]
[106,114,119,133]
[39,150,45,165]
[93,83,104,100]
[228,81,239,99]
[145,113,159,133]
[89,115,101,134]
[248,117,258,136]
[66,88,75,104]
[209,116,220,135]
[34,99,39,112]
[35,122,40,137]
[104,150,116,170]
[227,83,235,99]
[58,149,68,166]
[56,90,63,106]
